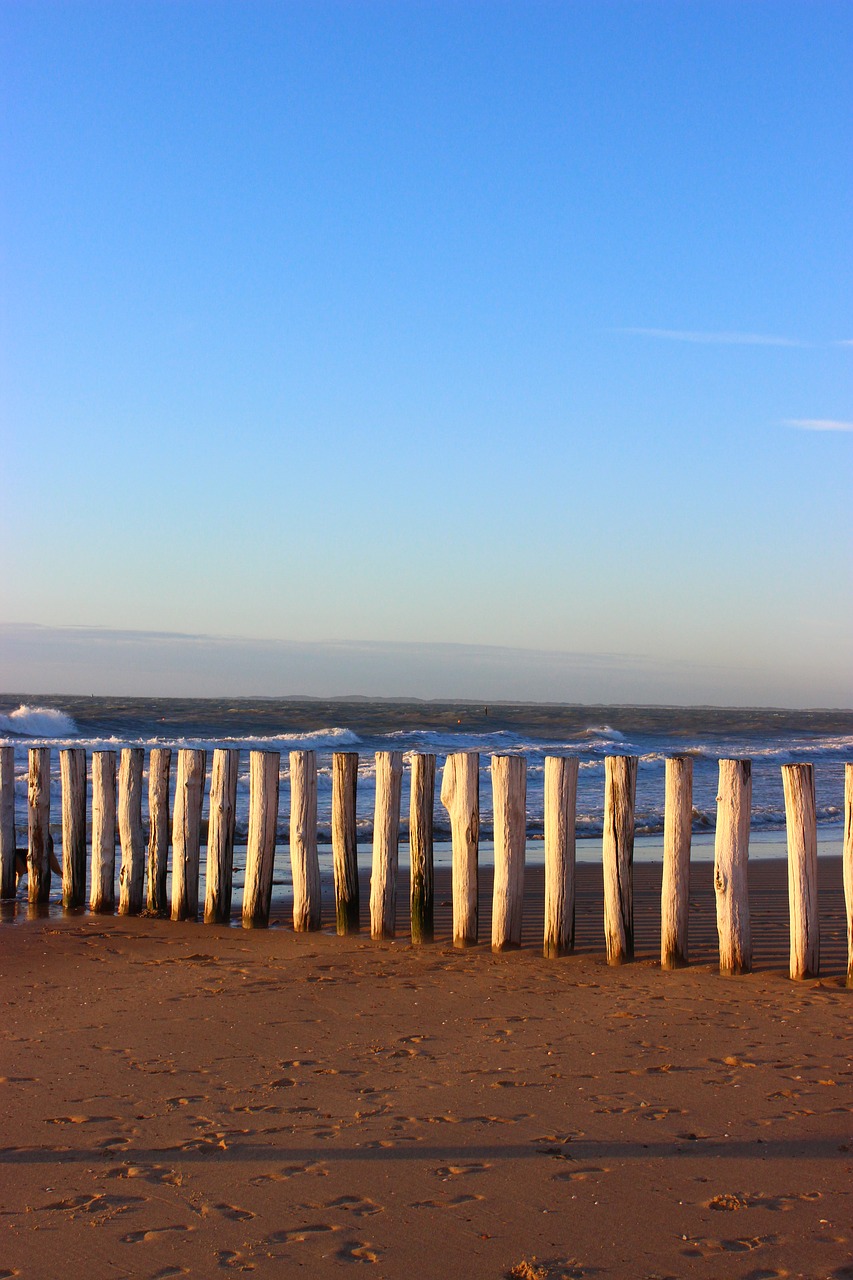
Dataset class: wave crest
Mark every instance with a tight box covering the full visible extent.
[0,704,80,738]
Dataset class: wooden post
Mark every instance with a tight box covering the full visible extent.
[60,748,87,910]
[1,746,17,900]
[171,748,207,922]
[661,756,693,969]
[332,752,359,935]
[27,747,51,904]
[118,747,145,915]
[782,762,820,980]
[204,748,239,924]
[491,755,526,952]
[242,750,280,929]
[440,752,479,947]
[146,748,171,915]
[840,762,845,983]
[543,755,578,958]
[370,751,403,940]
[290,749,321,931]
[714,758,752,976]
[602,755,637,965]
[410,753,435,944]
[90,750,116,914]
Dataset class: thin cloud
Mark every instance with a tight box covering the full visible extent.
[783,418,853,433]
[617,327,808,347]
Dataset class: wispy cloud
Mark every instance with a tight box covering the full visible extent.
[783,418,853,433]
[617,327,808,347]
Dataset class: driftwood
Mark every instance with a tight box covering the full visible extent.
[290,750,321,931]
[242,750,280,929]
[440,752,479,947]
[332,752,359,934]
[409,753,435,944]
[204,748,239,924]
[118,748,145,916]
[146,748,171,915]
[60,748,87,910]
[0,746,15,900]
[543,755,578,958]
[491,755,526,952]
[171,748,207,922]
[714,759,752,975]
[602,756,637,965]
[782,762,820,980]
[370,751,403,940]
[661,756,692,969]
[90,750,116,914]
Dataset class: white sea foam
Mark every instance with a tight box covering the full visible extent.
[0,704,79,738]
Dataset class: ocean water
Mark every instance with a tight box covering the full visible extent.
[1,697,850,874]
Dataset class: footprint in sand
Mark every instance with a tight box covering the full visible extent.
[212,1203,256,1222]
[216,1249,255,1271]
[249,1163,329,1185]
[411,1194,485,1209]
[681,1234,779,1258]
[336,1240,381,1263]
[552,1166,609,1183]
[324,1196,383,1218]
[266,1223,341,1245]
[433,1161,491,1178]
[120,1225,193,1244]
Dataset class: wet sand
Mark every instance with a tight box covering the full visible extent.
[1,858,851,1279]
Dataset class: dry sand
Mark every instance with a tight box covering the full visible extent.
[1,858,851,1279]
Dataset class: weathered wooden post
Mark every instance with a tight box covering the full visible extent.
[118,747,145,915]
[370,751,403,940]
[0,746,15,900]
[204,747,239,924]
[27,747,52,904]
[410,753,435,944]
[290,749,321,931]
[242,750,280,929]
[60,747,87,909]
[543,755,578,958]
[782,762,820,980]
[714,758,752,975]
[440,752,479,947]
[147,747,171,915]
[602,755,637,965]
[332,752,359,935]
[840,757,845,988]
[661,755,693,969]
[491,755,526,952]
[171,748,207,922]
[90,750,116,914]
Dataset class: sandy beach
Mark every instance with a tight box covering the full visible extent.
[1,857,851,1279]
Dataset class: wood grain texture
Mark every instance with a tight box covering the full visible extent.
[90,750,116,914]
[171,748,207,922]
[782,762,820,980]
[370,751,403,940]
[146,748,171,916]
[0,747,15,900]
[409,753,435,944]
[60,747,87,910]
[661,756,693,970]
[332,752,359,935]
[118,748,146,916]
[27,748,52,904]
[491,755,526,952]
[440,752,479,947]
[543,755,578,958]
[242,750,280,929]
[204,748,239,924]
[602,755,637,965]
[714,758,753,976]
[840,762,845,983]
[290,750,321,931]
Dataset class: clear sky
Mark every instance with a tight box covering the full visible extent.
[1,1,851,705]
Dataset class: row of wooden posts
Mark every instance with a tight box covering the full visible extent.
[2,746,852,984]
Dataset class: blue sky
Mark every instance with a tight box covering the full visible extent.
[1,1,850,704]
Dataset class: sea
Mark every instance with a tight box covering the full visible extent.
[1,697,850,891]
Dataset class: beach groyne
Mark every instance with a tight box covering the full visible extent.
[1,745,851,984]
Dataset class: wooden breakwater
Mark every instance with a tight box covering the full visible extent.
[0,746,851,984]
